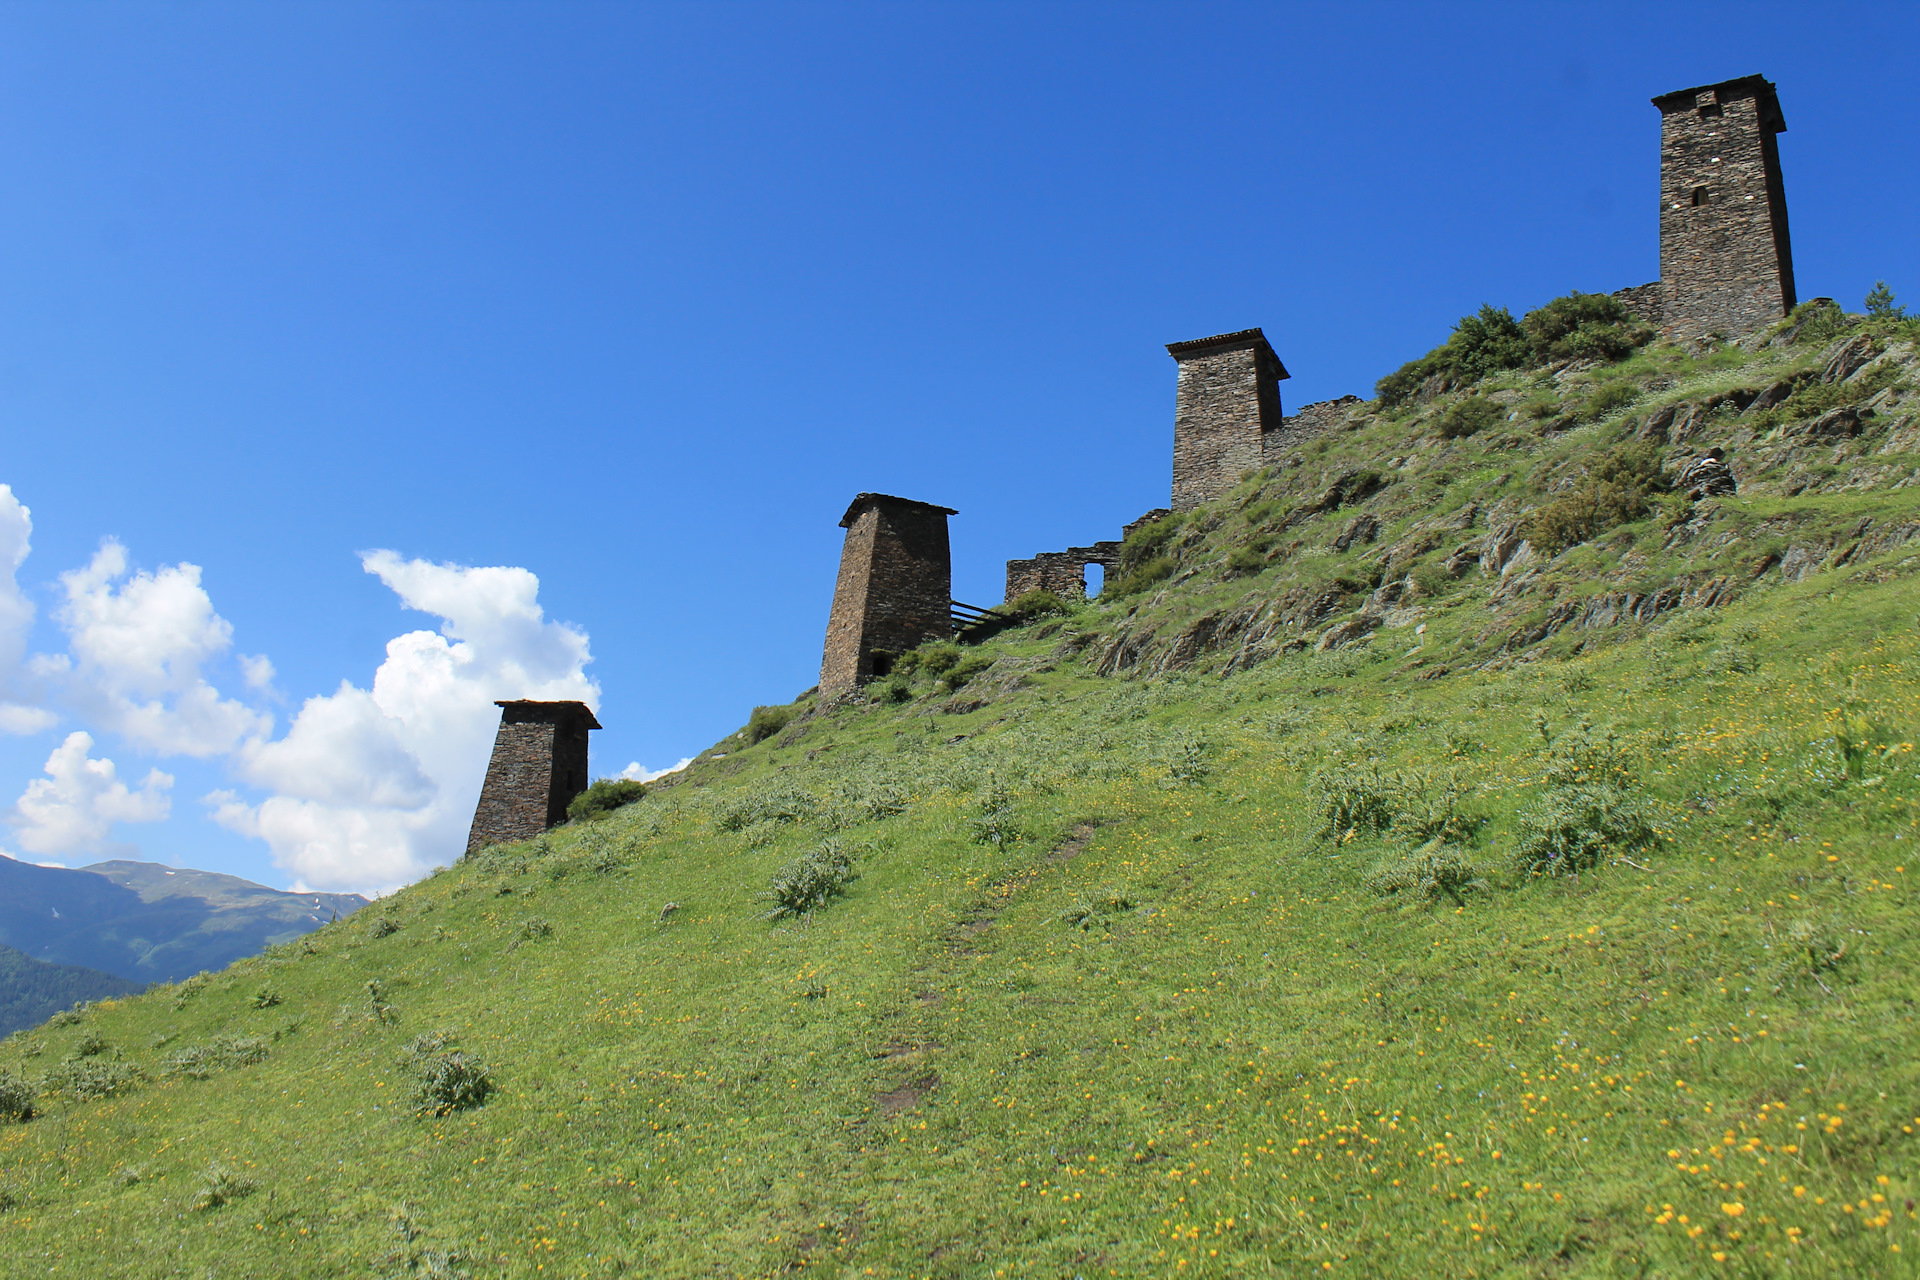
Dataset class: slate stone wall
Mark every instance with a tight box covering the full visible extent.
[1655,75,1795,340]
[1611,281,1665,328]
[820,494,957,695]
[466,700,600,855]
[1261,395,1364,463]
[1167,329,1289,511]
[1003,509,1174,604]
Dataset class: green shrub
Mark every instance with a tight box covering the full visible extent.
[367,916,400,939]
[1157,731,1211,788]
[1512,719,1656,876]
[766,841,858,920]
[715,783,819,832]
[1309,762,1402,838]
[39,1057,147,1101]
[1365,843,1490,906]
[1118,514,1182,570]
[874,677,913,704]
[189,1163,258,1211]
[0,1069,34,1122]
[1521,292,1645,363]
[1524,441,1669,554]
[1583,380,1640,420]
[745,705,795,745]
[566,777,648,822]
[163,1035,271,1081]
[1865,280,1904,319]
[1060,890,1136,931]
[1105,555,1175,598]
[1436,397,1504,439]
[251,984,283,1008]
[941,654,995,691]
[1224,539,1274,575]
[46,1007,85,1028]
[71,1031,109,1058]
[1007,589,1071,619]
[970,773,1020,847]
[410,1052,494,1116]
[1376,305,1531,406]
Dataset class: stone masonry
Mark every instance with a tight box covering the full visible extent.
[1003,509,1171,604]
[1654,75,1795,340]
[1166,329,1289,511]
[466,700,601,856]
[1261,395,1363,463]
[820,493,957,695]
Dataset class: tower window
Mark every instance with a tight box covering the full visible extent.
[1698,102,1723,118]
[1691,185,1710,207]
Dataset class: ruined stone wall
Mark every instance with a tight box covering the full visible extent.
[820,494,956,694]
[1611,281,1665,328]
[466,701,599,855]
[1167,330,1288,511]
[1004,540,1124,603]
[1003,509,1175,605]
[1656,75,1795,340]
[1260,395,1363,464]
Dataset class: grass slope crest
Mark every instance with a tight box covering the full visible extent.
[2,291,1919,1276]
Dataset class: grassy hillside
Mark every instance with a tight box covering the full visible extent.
[2,301,1918,1278]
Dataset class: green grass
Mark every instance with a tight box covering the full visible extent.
[3,323,1919,1277]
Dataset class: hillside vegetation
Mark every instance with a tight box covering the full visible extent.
[3,299,1919,1278]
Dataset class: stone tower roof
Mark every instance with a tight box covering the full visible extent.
[838,493,959,528]
[1164,328,1292,379]
[492,699,602,730]
[1652,74,1785,131]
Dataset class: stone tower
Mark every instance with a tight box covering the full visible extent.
[1654,74,1795,340]
[819,493,957,696]
[465,699,601,855]
[1166,328,1289,511]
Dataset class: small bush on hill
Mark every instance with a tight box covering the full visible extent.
[1522,292,1646,363]
[411,1052,494,1116]
[1105,555,1174,597]
[566,778,648,823]
[1513,718,1656,876]
[40,1057,146,1101]
[1378,293,1654,407]
[716,784,819,832]
[1376,305,1531,406]
[941,654,996,691]
[1437,397,1504,439]
[971,773,1020,847]
[189,1163,258,1211]
[1524,440,1670,554]
[1007,589,1070,619]
[1060,889,1136,931]
[1865,280,1904,319]
[766,841,858,920]
[1583,380,1640,420]
[164,1035,271,1081]
[0,1069,34,1122]
[745,705,794,745]
[1365,843,1490,906]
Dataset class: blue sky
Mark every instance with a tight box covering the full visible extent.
[0,2,1913,893]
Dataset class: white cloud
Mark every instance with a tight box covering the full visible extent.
[213,552,597,894]
[0,705,57,735]
[7,730,171,857]
[621,758,690,783]
[53,540,271,756]
[239,654,276,691]
[0,487,35,676]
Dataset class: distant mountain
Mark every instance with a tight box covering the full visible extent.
[0,943,144,1038]
[0,856,368,984]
